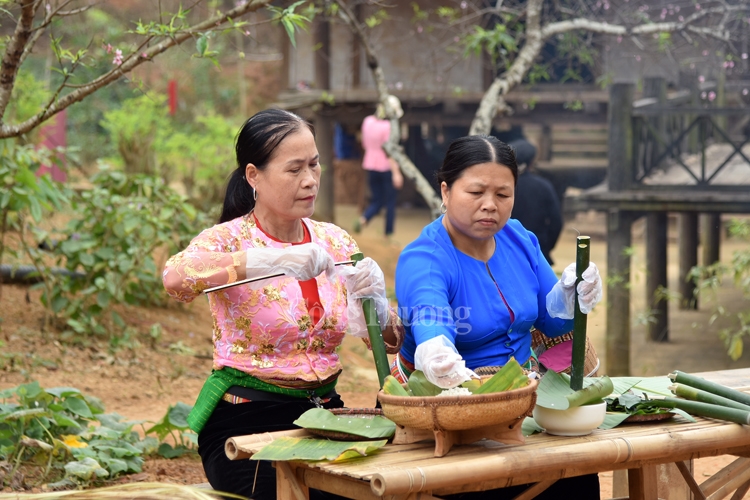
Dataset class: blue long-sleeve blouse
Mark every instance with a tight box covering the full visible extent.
[395,216,573,370]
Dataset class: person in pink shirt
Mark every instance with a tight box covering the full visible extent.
[163,109,404,499]
[354,100,403,237]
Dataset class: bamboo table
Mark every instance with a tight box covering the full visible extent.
[225,368,750,500]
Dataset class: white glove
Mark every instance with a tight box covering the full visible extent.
[546,262,603,319]
[414,335,476,389]
[336,257,389,337]
[245,243,334,287]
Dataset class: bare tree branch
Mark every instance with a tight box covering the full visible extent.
[0,0,41,123]
[334,0,441,216]
[0,0,274,138]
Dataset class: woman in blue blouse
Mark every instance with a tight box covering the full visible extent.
[393,135,602,500]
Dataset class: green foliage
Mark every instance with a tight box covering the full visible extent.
[144,402,197,459]
[364,8,390,28]
[6,72,51,129]
[40,168,206,337]
[100,94,171,176]
[0,381,195,490]
[268,1,309,48]
[690,219,750,360]
[462,25,518,68]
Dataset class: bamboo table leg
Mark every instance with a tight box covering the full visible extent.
[629,465,659,500]
[275,461,309,500]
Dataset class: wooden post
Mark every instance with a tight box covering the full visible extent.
[314,113,335,223]
[701,213,722,266]
[628,465,659,500]
[646,212,669,342]
[643,77,667,168]
[608,83,635,192]
[678,213,699,310]
[606,209,637,376]
[313,19,330,91]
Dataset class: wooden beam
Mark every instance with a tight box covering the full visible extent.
[675,460,707,500]
[511,479,557,500]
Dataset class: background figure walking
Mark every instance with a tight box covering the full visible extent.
[509,138,563,265]
[354,97,403,237]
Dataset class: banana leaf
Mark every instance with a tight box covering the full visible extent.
[609,376,674,398]
[293,408,396,439]
[251,437,387,462]
[522,416,544,436]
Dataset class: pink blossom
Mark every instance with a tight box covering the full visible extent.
[45,3,51,13]
[244,30,250,36]
[104,43,113,54]
[460,1,467,8]
[679,15,684,21]
[701,91,707,99]
[454,36,460,42]
[417,25,423,33]
[395,81,403,90]
[234,0,247,6]
[698,75,705,82]
[604,3,609,9]
[743,89,749,96]
[141,52,147,58]
[695,3,700,10]
[708,91,716,102]
[617,36,623,43]
[113,49,123,66]
[635,55,641,62]
[702,50,709,56]
[743,53,748,60]
[675,6,680,12]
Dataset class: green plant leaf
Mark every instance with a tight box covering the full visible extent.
[46,387,82,399]
[63,397,93,419]
[293,408,396,439]
[64,457,109,480]
[167,402,192,429]
[252,437,387,462]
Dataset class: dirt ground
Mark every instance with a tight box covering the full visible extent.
[1,204,749,498]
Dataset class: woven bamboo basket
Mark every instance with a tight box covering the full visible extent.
[531,328,600,377]
[377,377,538,432]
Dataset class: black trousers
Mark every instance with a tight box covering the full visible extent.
[443,473,600,499]
[198,396,347,500]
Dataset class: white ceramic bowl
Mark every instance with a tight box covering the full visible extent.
[532,401,607,436]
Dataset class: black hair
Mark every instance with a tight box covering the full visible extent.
[219,109,314,223]
[436,134,518,188]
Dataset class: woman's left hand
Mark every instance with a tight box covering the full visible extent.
[546,262,603,319]
[338,258,390,336]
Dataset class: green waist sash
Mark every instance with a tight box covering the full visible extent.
[187,366,338,434]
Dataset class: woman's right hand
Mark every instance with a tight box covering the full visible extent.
[246,243,334,282]
[415,335,476,389]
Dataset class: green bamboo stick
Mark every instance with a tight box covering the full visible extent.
[351,252,390,389]
[669,383,750,412]
[570,235,590,391]
[649,397,750,425]
[669,370,750,407]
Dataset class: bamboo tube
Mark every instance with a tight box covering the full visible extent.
[351,252,389,389]
[650,398,750,425]
[670,383,750,412]
[570,235,590,391]
[670,370,750,407]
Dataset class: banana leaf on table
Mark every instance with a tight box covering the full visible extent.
[251,436,387,462]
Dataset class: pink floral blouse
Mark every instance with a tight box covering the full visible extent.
[163,215,362,387]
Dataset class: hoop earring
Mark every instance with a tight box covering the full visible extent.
[440,202,446,214]
[253,188,258,201]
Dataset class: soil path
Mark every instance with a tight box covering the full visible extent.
[1,204,749,497]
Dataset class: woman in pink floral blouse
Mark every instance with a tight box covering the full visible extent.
[163,109,403,499]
